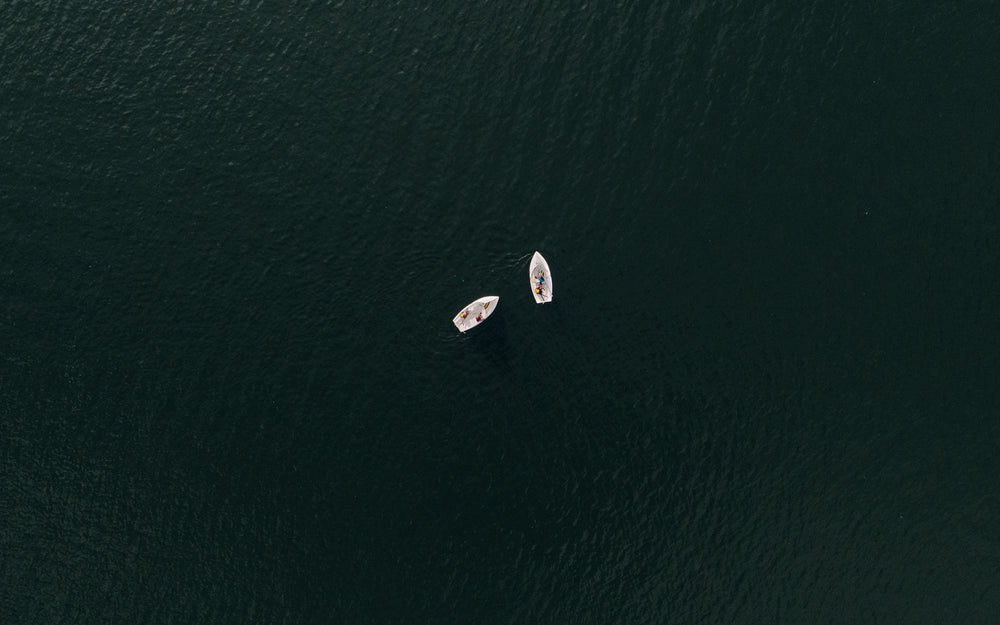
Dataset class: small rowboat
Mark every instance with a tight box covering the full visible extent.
[452,295,500,332]
[529,251,553,303]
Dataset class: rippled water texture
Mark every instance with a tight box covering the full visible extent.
[2,1,998,623]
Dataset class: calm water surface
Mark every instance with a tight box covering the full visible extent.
[2,1,999,623]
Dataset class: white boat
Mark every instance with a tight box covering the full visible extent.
[529,251,553,303]
[452,296,500,332]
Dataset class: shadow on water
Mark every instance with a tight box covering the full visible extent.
[466,311,513,374]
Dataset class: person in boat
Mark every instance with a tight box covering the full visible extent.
[476,313,483,322]
[460,310,469,319]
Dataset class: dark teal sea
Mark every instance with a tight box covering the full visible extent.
[2,1,999,623]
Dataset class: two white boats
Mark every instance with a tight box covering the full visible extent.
[452,251,552,333]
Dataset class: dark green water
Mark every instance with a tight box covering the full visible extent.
[3,1,999,623]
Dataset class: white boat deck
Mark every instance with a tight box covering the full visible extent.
[452,295,500,332]
[529,251,553,303]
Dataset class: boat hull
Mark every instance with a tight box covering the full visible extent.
[529,251,553,303]
[453,296,500,332]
